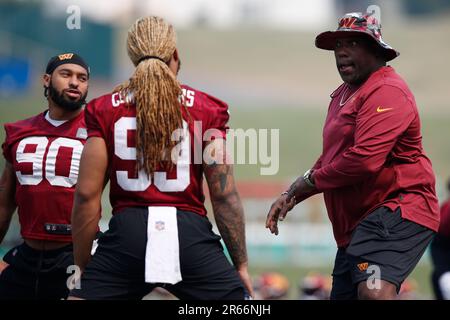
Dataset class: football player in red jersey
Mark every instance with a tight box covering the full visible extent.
[69,16,253,300]
[0,53,90,299]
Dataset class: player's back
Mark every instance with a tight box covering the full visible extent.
[85,84,229,216]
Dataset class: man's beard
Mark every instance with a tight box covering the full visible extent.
[47,81,88,111]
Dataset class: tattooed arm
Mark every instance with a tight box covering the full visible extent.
[203,139,253,298]
[0,162,17,244]
[204,162,246,267]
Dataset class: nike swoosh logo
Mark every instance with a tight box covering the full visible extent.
[376,106,393,113]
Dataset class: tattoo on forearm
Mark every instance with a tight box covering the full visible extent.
[213,193,247,268]
[205,163,247,267]
[205,163,231,194]
[219,172,228,192]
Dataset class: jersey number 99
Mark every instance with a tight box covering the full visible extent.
[114,117,190,192]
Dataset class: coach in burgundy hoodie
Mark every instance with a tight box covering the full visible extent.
[266,12,439,300]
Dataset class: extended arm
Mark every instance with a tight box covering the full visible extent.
[204,139,253,297]
[71,137,108,272]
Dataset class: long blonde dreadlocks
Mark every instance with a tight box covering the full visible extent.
[115,16,183,175]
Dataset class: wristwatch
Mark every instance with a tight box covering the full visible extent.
[303,169,315,188]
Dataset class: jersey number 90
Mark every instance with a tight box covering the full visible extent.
[15,137,83,187]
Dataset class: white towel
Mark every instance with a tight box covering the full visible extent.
[145,206,182,284]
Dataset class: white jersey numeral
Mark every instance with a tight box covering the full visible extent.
[15,137,83,187]
[114,117,190,192]
[16,137,48,185]
[45,138,83,187]
[114,117,150,191]
[154,124,190,192]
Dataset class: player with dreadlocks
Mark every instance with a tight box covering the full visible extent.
[69,16,253,300]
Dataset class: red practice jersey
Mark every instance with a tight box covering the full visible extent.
[2,111,87,242]
[85,85,229,216]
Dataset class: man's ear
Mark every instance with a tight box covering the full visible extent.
[43,73,51,88]
[43,73,51,97]
[168,48,180,75]
[173,48,179,61]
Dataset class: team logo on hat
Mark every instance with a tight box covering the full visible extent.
[339,17,357,29]
[315,12,399,61]
[58,53,74,60]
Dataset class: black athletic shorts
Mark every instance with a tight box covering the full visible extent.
[0,242,73,300]
[70,208,245,300]
[330,206,435,300]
